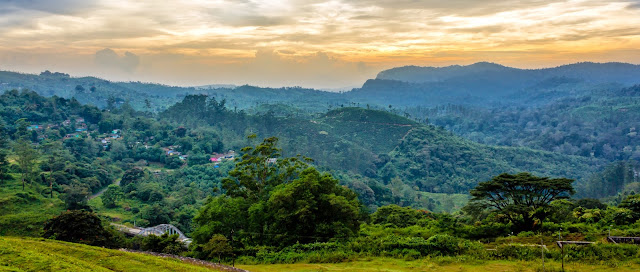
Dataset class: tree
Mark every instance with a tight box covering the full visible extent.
[107,96,116,110]
[619,194,640,221]
[140,233,184,254]
[144,98,152,112]
[203,234,232,262]
[140,204,171,226]
[120,167,145,191]
[102,184,123,208]
[221,136,309,201]
[193,136,363,252]
[371,204,426,228]
[13,137,39,190]
[62,184,91,210]
[465,172,574,232]
[0,121,10,183]
[266,167,362,245]
[43,210,112,246]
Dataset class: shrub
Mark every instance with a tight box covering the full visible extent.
[492,244,540,261]
[140,233,185,255]
[426,234,460,256]
[42,210,114,247]
[564,243,640,262]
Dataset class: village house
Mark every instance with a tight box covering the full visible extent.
[27,125,43,131]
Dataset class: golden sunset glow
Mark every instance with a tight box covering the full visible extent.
[1,0,639,88]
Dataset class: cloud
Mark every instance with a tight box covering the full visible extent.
[95,48,140,74]
[0,0,97,15]
[0,0,639,88]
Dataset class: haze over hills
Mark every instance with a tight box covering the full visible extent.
[349,62,640,107]
[377,62,640,85]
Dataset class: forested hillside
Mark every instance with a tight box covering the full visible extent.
[0,90,603,215]
[2,62,638,202]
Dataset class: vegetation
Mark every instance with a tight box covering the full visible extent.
[42,210,120,247]
[1,62,640,270]
[466,173,574,231]
[191,137,364,256]
[0,236,224,271]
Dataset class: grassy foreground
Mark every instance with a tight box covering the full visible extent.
[0,237,221,271]
[238,257,640,272]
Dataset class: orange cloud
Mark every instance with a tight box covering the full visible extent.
[0,0,638,88]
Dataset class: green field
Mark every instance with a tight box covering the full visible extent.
[238,257,640,272]
[0,237,223,271]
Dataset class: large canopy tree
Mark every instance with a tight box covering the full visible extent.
[466,172,574,232]
[192,136,363,256]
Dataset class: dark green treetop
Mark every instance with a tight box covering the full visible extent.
[466,172,574,232]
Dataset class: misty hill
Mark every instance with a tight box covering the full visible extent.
[0,70,345,112]
[348,62,640,107]
[377,62,640,86]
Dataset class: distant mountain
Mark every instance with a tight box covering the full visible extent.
[347,62,640,107]
[0,70,345,112]
[376,62,640,85]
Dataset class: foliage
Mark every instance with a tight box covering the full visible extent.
[203,234,233,262]
[371,204,427,227]
[192,137,364,255]
[42,210,114,247]
[13,132,39,190]
[140,233,185,255]
[466,172,574,231]
[102,184,123,208]
[61,184,91,210]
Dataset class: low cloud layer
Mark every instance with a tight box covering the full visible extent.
[0,0,639,88]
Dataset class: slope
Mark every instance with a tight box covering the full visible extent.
[0,236,228,271]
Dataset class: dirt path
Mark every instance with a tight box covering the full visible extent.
[89,179,121,200]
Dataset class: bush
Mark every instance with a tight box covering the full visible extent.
[42,210,115,247]
[140,233,185,255]
[564,243,640,262]
[491,244,541,261]
[426,234,460,256]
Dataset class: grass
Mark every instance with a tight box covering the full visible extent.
[0,236,222,271]
[0,175,64,236]
[237,257,640,272]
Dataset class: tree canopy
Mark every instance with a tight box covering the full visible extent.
[466,172,574,231]
[192,137,363,255]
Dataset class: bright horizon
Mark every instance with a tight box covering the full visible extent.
[1,0,640,89]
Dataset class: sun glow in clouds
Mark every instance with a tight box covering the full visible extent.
[0,0,639,88]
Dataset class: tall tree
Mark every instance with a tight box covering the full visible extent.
[0,121,10,183]
[192,136,362,253]
[465,172,574,232]
[221,136,310,201]
[13,120,39,190]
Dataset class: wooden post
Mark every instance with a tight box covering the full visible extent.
[561,243,564,272]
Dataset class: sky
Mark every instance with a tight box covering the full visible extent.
[1,0,640,89]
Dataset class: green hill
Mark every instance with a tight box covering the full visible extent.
[0,90,603,214]
[0,236,225,271]
[0,175,64,237]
